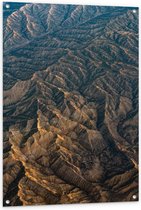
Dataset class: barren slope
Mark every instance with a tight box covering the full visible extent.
[3,3,138,206]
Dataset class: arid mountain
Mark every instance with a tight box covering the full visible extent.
[3,3,138,206]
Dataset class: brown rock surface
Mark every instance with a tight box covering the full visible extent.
[3,3,138,206]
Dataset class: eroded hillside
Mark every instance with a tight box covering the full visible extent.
[3,3,138,206]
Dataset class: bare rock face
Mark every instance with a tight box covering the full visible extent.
[3,3,138,206]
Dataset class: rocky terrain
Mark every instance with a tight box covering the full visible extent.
[3,3,138,206]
